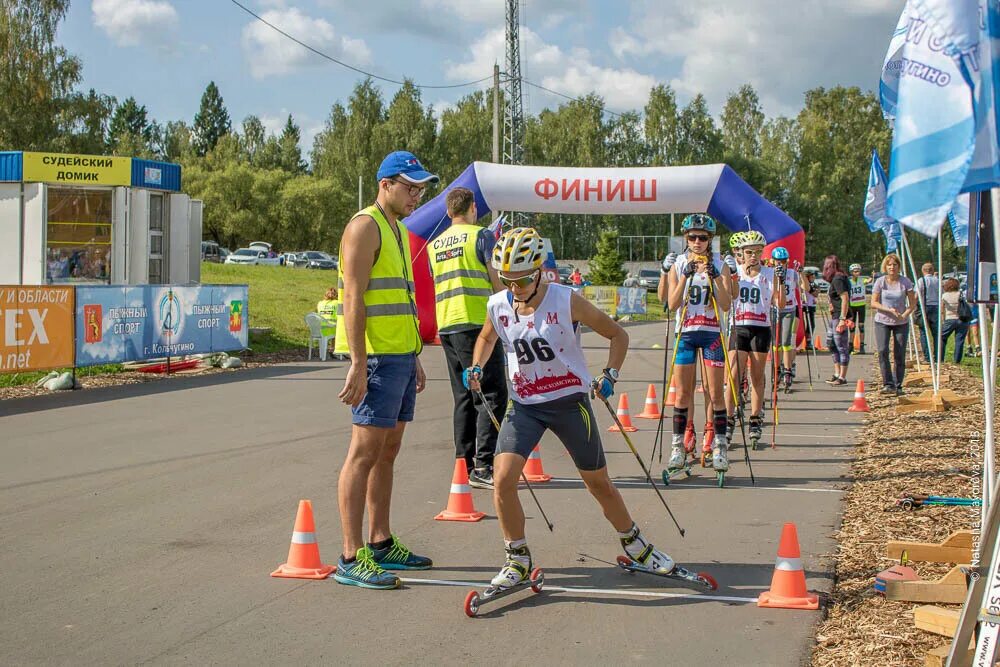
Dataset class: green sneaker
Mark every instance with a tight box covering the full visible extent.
[369,535,432,570]
[333,546,399,589]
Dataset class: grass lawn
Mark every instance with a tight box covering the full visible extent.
[202,262,338,353]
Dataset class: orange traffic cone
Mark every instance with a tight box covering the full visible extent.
[637,384,662,419]
[608,393,639,432]
[663,376,677,407]
[435,459,486,522]
[847,379,870,413]
[757,522,819,610]
[271,499,335,580]
[523,445,552,482]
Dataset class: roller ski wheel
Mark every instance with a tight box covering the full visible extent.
[463,567,544,618]
[615,555,718,591]
[662,466,692,486]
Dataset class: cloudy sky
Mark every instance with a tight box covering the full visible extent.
[63,0,902,155]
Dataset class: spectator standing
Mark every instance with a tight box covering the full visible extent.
[940,278,971,363]
[428,187,506,489]
[871,253,918,395]
[915,262,940,363]
[332,151,437,590]
[823,255,852,386]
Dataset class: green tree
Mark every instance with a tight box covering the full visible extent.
[241,115,266,164]
[192,81,231,156]
[676,94,722,165]
[588,229,627,285]
[434,90,493,184]
[107,96,155,155]
[644,84,679,166]
[790,86,891,263]
[721,84,764,160]
[278,114,307,174]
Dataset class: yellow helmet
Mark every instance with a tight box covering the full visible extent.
[492,227,545,272]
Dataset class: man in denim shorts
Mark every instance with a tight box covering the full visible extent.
[332,151,437,589]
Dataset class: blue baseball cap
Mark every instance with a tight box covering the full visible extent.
[376,151,439,184]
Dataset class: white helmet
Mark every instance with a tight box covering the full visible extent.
[733,230,766,248]
[492,227,545,272]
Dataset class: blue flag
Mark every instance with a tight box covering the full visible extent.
[885,0,1000,237]
[864,149,894,231]
[948,193,970,246]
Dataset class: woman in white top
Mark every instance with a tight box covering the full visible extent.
[870,253,917,394]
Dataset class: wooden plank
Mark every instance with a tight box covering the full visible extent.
[884,565,969,603]
[914,605,961,637]
[887,531,974,563]
[925,643,974,667]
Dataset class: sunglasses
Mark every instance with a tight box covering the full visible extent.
[389,178,427,199]
[498,270,539,288]
[686,234,710,242]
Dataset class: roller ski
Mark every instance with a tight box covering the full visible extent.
[748,414,764,450]
[662,445,692,485]
[699,422,715,468]
[464,544,544,617]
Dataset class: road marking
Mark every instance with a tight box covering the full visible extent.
[397,576,759,604]
[547,477,844,493]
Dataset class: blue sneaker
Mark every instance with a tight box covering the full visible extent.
[369,535,432,570]
[333,546,399,589]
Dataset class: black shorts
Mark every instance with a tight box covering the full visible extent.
[729,325,772,353]
[849,305,866,325]
[496,393,606,471]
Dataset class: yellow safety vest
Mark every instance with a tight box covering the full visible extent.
[428,223,493,331]
[334,205,421,355]
[317,299,338,319]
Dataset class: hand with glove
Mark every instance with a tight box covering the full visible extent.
[661,252,678,274]
[462,364,483,392]
[723,254,738,275]
[590,370,617,401]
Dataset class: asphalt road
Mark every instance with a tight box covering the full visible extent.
[0,319,861,666]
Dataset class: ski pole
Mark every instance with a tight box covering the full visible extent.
[597,393,686,538]
[707,283,755,485]
[476,388,554,532]
[651,300,686,469]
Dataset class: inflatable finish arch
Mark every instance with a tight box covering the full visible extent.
[404,162,804,342]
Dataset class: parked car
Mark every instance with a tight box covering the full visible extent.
[637,268,661,291]
[201,241,222,263]
[225,248,283,266]
[301,251,337,270]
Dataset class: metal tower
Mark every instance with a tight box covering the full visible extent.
[503,0,526,223]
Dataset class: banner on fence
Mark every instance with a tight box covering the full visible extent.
[0,286,75,372]
[616,287,647,315]
[75,285,248,366]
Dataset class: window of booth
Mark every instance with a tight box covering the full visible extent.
[46,187,112,284]
[148,193,167,284]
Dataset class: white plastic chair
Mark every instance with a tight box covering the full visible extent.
[305,313,335,360]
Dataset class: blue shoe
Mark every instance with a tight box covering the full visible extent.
[333,546,399,589]
[369,535,432,570]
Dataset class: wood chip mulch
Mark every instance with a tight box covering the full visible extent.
[0,348,317,402]
[811,360,989,667]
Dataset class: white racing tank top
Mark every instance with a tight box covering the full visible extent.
[487,283,592,404]
[672,252,724,333]
[733,264,775,327]
[780,268,799,312]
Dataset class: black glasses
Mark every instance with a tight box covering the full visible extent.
[687,234,710,242]
[498,270,539,288]
[390,178,427,199]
